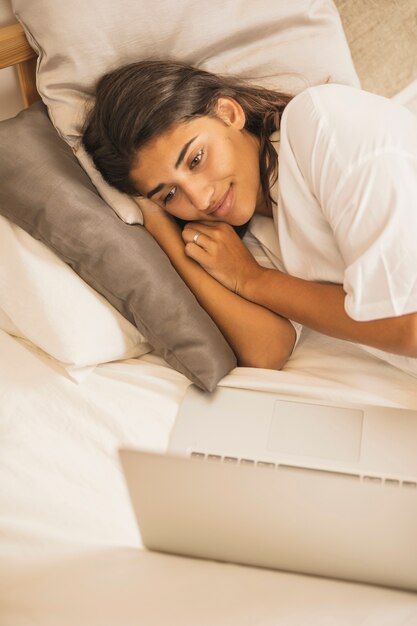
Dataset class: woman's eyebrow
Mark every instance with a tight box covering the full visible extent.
[146,135,199,199]
[146,183,164,199]
[174,135,198,168]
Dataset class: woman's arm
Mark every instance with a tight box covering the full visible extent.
[242,268,417,357]
[138,200,296,369]
[180,220,417,358]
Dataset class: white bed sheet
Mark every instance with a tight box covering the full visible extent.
[1,325,417,625]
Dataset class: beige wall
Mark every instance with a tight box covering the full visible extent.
[335,0,417,99]
[0,0,23,121]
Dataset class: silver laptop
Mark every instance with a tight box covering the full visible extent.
[119,385,417,591]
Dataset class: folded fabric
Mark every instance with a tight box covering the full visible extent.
[0,102,237,390]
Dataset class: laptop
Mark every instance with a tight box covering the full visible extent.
[119,385,417,591]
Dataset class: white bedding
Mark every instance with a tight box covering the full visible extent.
[2,91,417,626]
[1,321,417,625]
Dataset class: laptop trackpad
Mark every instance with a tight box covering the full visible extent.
[267,400,363,462]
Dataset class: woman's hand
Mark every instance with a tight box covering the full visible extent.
[135,197,177,230]
[133,201,296,368]
[182,221,264,294]
[135,196,184,244]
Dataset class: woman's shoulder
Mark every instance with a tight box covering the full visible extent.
[282,83,417,157]
[290,82,392,103]
[285,83,416,128]
[280,84,361,140]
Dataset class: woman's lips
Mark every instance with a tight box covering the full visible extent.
[209,185,234,218]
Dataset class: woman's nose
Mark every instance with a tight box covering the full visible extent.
[183,178,214,213]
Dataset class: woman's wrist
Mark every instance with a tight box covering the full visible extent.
[240,264,279,303]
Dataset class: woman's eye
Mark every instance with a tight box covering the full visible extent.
[190,149,204,169]
[161,150,203,205]
[163,186,177,205]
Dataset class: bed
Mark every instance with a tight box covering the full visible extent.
[1,1,417,624]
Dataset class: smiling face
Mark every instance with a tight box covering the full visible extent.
[130,97,266,226]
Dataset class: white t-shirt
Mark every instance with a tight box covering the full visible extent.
[249,83,417,376]
[275,83,417,322]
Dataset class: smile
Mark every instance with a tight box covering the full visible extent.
[209,185,234,218]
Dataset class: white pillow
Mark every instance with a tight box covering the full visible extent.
[0,215,151,380]
[12,0,360,224]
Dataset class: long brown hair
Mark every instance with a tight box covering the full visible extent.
[82,59,293,214]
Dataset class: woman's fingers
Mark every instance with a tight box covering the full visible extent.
[181,226,215,252]
[182,220,230,243]
[182,227,205,245]
[184,238,211,267]
[181,221,254,293]
[181,224,206,255]
[183,220,225,236]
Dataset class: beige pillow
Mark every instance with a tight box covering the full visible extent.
[12,0,360,223]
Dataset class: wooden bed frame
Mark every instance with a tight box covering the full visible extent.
[0,22,39,107]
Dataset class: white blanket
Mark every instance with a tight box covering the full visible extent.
[1,326,417,625]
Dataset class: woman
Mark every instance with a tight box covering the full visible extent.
[82,60,417,372]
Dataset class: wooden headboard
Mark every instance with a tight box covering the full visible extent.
[0,22,39,107]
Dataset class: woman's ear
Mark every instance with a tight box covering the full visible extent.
[215,97,246,130]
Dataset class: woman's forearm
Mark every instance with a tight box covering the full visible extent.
[243,267,417,357]
[172,248,296,369]
[143,212,296,368]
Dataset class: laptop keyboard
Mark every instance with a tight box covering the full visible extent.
[190,451,417,489]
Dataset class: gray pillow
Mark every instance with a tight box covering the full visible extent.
[0,102,236,390]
